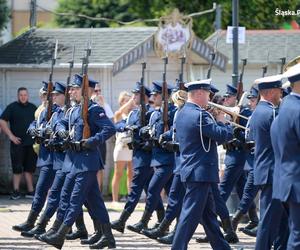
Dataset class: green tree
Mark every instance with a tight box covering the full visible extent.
[0,0,9,31]
[55,0,300,38]
[55,0,138,28]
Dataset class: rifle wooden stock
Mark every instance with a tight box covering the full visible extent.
[81,74,91,139]
[237,59,247,102]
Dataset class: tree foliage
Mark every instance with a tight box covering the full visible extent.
[56,0,300,38]
[0,0,9,31]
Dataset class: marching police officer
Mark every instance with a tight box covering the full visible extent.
[43,74,116,249]
[271,64,300,249]
[111,82,166,233]
[12,81,57,234]
[126,81,176,234]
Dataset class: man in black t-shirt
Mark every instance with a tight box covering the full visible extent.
[0,87,37,200]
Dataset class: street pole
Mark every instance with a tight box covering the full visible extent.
[232,0,239,87]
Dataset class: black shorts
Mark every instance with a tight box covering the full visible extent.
[10,144,37,174]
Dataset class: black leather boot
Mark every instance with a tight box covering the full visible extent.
[244,207,259,230]
[152,209,165,229]
[66,214,88,240]
[196,236,209,243]
[157,229,175,245]
[36,219,62,242]
[232,210,244,231]
[21,213,50,238]
[242,226,257,237]
[44,223,71,249]
[81,220,102,245]
[127,210,152,234]
[142,218,171,239]
[110,210,131,233]
[89,223,116,249]
[12,210,39,232]
[222,218,239,244]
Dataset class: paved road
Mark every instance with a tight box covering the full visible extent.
[0,196,255,249]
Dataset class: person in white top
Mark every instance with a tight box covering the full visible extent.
[112,91,135,205]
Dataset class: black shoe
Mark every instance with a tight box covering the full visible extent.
[44,223,71,249]
[25,191,35,199]
[10,190,21,200]
[36,219,62,242]
[157,230,175,245]
[12,210,39,232]
[196,236,209,243]
[127,210,152,234]
[66,214,88,240]
[81,220,102,245]
[21,213,50,238]
[89,223,116,249]
[142,219,171,239]
[222,218,239,244]
[242,226,257,237]
[232,210,244,231]
[111,210,131,233]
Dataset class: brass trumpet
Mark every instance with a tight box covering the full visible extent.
[207,101,249,121]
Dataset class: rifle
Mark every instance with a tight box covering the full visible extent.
[237,58,247,102]
[139,62,147,127]
[162,56,169,132]
[81,40,92,139]
[178,56,186,90]
[262,50,269,77]
[64,44,75,113]
[207,32,219,79]
[280,57,286,74]
[46,40,58,121]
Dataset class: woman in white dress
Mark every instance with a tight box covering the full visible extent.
[112,91,135,204]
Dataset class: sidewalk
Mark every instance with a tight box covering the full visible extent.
[0,195,256,249]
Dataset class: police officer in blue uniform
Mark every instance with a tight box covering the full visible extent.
[231,87,260,234]
[172,79,232,250]
[219,84,258,228]
[271,64,300,250]
[247,75,288,250]
[142,88,187,244]
[12,81,57,234]
[43,74,116,249]
[111,82,165,233]
[126,81,176,234]
[21,82,71,238]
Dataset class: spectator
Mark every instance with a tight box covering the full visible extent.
[91,83,114,192]
[0,87,37,200]
[112,91,135,205]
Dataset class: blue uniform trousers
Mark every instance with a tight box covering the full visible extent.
[172,182,231,250]
[219,163,256,210]
[145,165,173,213]
[288,201,300,250]
[56,171,77,222]
[31,165,56,213]
[165,174,185,222]
[259,184,273,219]
[255,199,289,250]
[238,169,259,213]
[63,171,110,226]
[44,169,66,218]
[124,167,164,214]
[212,182,230,220]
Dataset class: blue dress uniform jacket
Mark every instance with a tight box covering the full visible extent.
[50,106,66,170]
[29,105,59,167]
[149,104,176,167]
[176,102,233,183]
[271,94,300,202]
[57,101,116,173]
[250,101,277,185]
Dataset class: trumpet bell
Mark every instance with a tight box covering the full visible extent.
[283,55,300,72]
